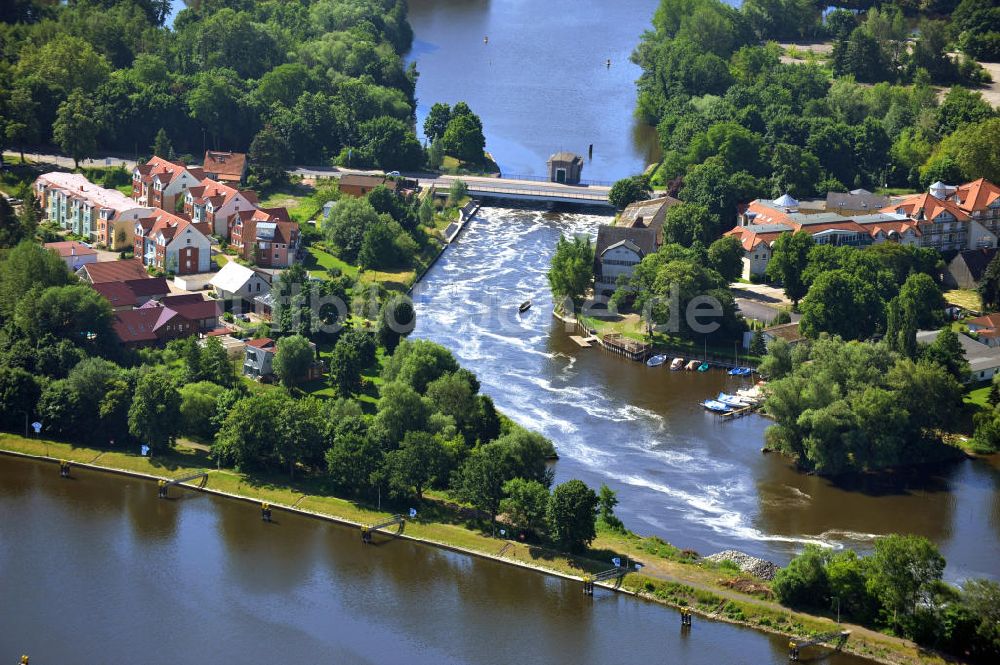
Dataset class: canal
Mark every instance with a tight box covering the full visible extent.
[0,455,871,664]
[411,206,1000,583]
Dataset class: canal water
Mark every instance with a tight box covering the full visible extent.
[406,0,664,180]
[411,207,1000,583]
[0,455,871,664]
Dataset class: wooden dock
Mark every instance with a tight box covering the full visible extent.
[719,404,757,420]
[569,335,597,348]
[599,333,651,361]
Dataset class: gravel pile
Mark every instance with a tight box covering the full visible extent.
[704,550,779,581]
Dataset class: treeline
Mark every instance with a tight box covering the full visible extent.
[630,0,998,235]
[774,535,1000,663]
[761,334,969,474]
[0,0,427,171]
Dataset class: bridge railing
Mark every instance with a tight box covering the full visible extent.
[467,184,610,201]
[498,173,616,187]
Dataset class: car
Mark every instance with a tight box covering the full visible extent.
[386,170,401,177]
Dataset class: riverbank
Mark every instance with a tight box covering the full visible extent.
[0,434,951,665]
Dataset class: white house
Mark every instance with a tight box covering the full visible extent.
[209,260,270,307]
[593,226,657,294]
[132,156,205,213]
[185,178,260,237]
[133,210,212,275]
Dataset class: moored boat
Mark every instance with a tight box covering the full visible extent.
[647,354,667,367]
[717,392,750,408]
[518,300,531,313]
[701,399,732,413]
[670,357,684,370]
[697,362,710,372]
[685,360,699,371]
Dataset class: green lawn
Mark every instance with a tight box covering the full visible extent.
[303,246,359,279]
[964,384,992,408]
[945,289,982,312]
[259,183,328,224]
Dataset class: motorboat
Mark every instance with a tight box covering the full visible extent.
[701,399,732,413]
[685,360,700,371]
[717,392,750,408]
[518,300,532,313]
[728,366,752,376]
[697,362,710,372]
[647,354,667,367]
[670,357,684,370]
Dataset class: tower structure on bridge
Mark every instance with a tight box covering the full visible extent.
[547,152,583,184]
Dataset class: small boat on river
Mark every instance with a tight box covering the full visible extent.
[717,392,750,408]
[518,300,531,313]
[701,399,732,413]
[647,354,667,367]
[697,362,710,372]
[670,357,684,370]
[685,360,700,371]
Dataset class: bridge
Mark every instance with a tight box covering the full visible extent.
[157,471,209,499]
[788,630,850,661]
[582,565,629,595]
[361,514,406,544]
[289,167,614,208]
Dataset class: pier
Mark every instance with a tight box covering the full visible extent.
[598,333,651,361]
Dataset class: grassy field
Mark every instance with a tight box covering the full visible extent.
[303,245,360,279]
[964,383,992,408]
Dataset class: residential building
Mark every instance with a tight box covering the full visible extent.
[617,195,681,245]
[916,329,1000,382]
[593,225,658,294]
[338,174,396,198]
[131,156,205,213]
[880,188,993,252]
[77,258,149,284]
[762,322,805,347]
[228,208,299,268]
[967,313,1000,348]
[825,189,890,216]
[139,294,221,331]
[133,210,213,275]
[944,248,998,289]
[243,337,321,381]
[35,172,152,249]
[44,241,97,271]
[91,277,171,311]
[954,178,1000,239]
[184,177,259,237]
[209,260,270,307]
[201,151,248,184]
[112,306,196,348]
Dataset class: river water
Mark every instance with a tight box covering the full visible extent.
[0,455,872,664]
[411,207,1000,583]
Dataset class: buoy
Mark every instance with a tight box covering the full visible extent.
[484,35,488,44]
[261,502,272,522]
[606,59,611,68]
[21,656,29,665]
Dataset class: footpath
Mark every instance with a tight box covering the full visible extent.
[0,434,952,665]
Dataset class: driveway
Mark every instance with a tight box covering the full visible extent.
[736,299,800,325]
[729,282,791,306]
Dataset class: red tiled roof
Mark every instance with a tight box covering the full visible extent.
[969,313,1000,330]
[44,241,97,258]
[955,178,1000,215]
[92,277,169,307]
[202,151,247,180]
[156,295,221,321]
[112,308,162,343]
[882,192,970,223]
[80,259,149,283]
[246,337,275,349]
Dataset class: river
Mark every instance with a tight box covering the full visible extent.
[0,455,872,664]
[411,206,1000,583]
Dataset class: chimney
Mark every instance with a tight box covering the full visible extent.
[71,245,76,256]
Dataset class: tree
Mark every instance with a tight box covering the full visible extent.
[325,419,383,497]
[766,231,814,306]
[448,179,468,203]
[441,112,486,164]
[381,339,459,393]
[799,270,884,341]
[356,116,424,171]
[772,545,830,609]
[14,284,114,353]
[273,334,314,387]
[897,273,944,330]
[325,196,382,263]
[249,123,291,184]
[548,479,599,552]
[5,86,40,164]
[608,175,651,210]
[749,330,767,357]
[377,296,415,353]
[372,380,430,446]
[454,441,514,526]
[925,118,1000,184]
[923,327,969,382]
[663,202,718,246]
[867,534,945,627]
[151,127,172,158]
[423,102,452,142]
[128,368,181,453]
[0,366,40,433]
[707,236,744,282]
[53,89,102,169]
[0,198,30,249]
[384,431,449,500]
[597,484,624,532]
[979,253,1000,312]
[179,381,226,441]
[499,478,550,537]
[418,193,435,226]
[199,336,233,387]
[329,329,375,396]
[547,234,594,310]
